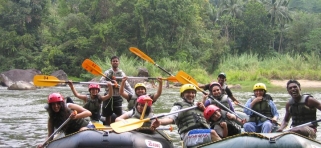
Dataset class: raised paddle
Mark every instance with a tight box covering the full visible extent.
[129,47,174,77]
[237,103,281,125]
[283,119,321,132]
[33,75,109,87]
[81,59,133,95]
[113,76,178,82]
[110,106,197,133]
[175,70,244,120]
[41,110,77,147]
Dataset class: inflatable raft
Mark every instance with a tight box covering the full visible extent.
[194,132,321,148]
[46,129,174,148]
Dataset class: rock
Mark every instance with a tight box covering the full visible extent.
[7,81,37,90]
[0,69,41,87]
[137,68,149,77]
[51,70,68,86]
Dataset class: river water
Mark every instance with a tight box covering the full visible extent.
[1,85,321,147]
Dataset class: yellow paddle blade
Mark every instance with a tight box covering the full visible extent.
[33,75,64,86]
[129,47,155,64]
[110,118,148,133]
[93,123,113,130]
[81,59,105,76]
[175,70,201,90]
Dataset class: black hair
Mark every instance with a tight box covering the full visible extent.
[110,56,119,62]
[286,79,301,89]
[48,101,70,130]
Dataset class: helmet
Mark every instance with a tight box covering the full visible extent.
[180,84,197,95]
[253,83,267,91]
[134,83,146,90]
[48,93,64,103]
[203,105,221,121]
[88,84,100,92]
[137,95,153,107]
[209,82,221,90]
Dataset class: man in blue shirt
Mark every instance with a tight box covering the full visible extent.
[243,83,279,133]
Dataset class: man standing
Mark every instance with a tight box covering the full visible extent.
[99,56,134,125]
[277,80,321,139]
[199,72,239,103]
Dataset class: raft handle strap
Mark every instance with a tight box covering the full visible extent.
[102,131,109,142]
[269,137,276,143]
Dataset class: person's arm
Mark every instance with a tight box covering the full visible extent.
[67,81,87,101]
[202,95,208,104]
[227,99,235,112]
[101,82,113,101]
[67,103,92,119]
[47,120,54,140]
[269,100,279,122]
[220,122,228,138]
[225,87,239,103]
[244,99,254,115]
[307,96,321,111]
[119,76,130,100]
[115,110,132,121]
[152,78,163,102]
[277,102,291,131]
[227,112,244,124]
[250,96,262,108]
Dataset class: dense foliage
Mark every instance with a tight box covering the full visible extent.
[1,0,321,81]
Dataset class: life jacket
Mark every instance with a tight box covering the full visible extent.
[106,69,124,96]
[54,108,89,135]
[131,107,154,128]
[127,94,154,111]
[174,101,209,134]
[83,94,102,121]
[248,95,273,123]
[211,110,241,136]
[208,94,231,112]
[289,94,317,127]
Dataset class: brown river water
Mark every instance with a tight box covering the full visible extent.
[0,85,321,147]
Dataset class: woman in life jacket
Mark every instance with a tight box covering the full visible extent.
[68,81,113,123]
[119,76,162,111]
[37,93,92,148]
[203,82,235,112]
[243,83,279,133]
[204,105,242,138]
[115,95,154,133]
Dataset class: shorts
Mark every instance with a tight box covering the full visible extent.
[102,96,123,117]
[183,129,212,147]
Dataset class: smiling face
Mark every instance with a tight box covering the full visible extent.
[89,88,99,96]
[254,89,264,97]
[211,85,222,97]
[210,110,221,121]
[111,58,119,69]
[217,76,226,85]
[135,87,146,96]
[287,83,301,99]
[183,89,196,103]
[51,102,61,112]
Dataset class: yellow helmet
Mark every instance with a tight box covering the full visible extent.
[180,84,197,95]
[253,83,267,91]
[134,83,146,90]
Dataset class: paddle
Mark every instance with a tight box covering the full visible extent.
[113,76,178,82]
[41,110,76,147]
[175,70,244,120]
[129,47,174,77]
[110,106,197,133]
[93,123,174,131]
[237,103,281,125]
[283,119,321,132]
[33,75,109,87]
[81,59,132,95]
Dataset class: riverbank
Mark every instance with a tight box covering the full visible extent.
[270,79,321,88]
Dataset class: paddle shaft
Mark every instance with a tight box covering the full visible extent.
[42,118,71,146]
[115,77,169,80]
[207,95,243,119]
[237,103,280,125]
[284,119,321,132]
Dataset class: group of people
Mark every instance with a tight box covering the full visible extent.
[39,55,321,148]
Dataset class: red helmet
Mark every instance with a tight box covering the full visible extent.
[209,82,221,90]
[203,105,220,121]
[137,95,153,107]
[88,84,100,92]
[48,93,64,103]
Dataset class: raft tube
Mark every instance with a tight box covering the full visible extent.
[46,129,174,148]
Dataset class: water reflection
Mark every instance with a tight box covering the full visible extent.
[0,86,320,147]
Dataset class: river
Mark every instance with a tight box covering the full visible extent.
[0,85,321,147]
